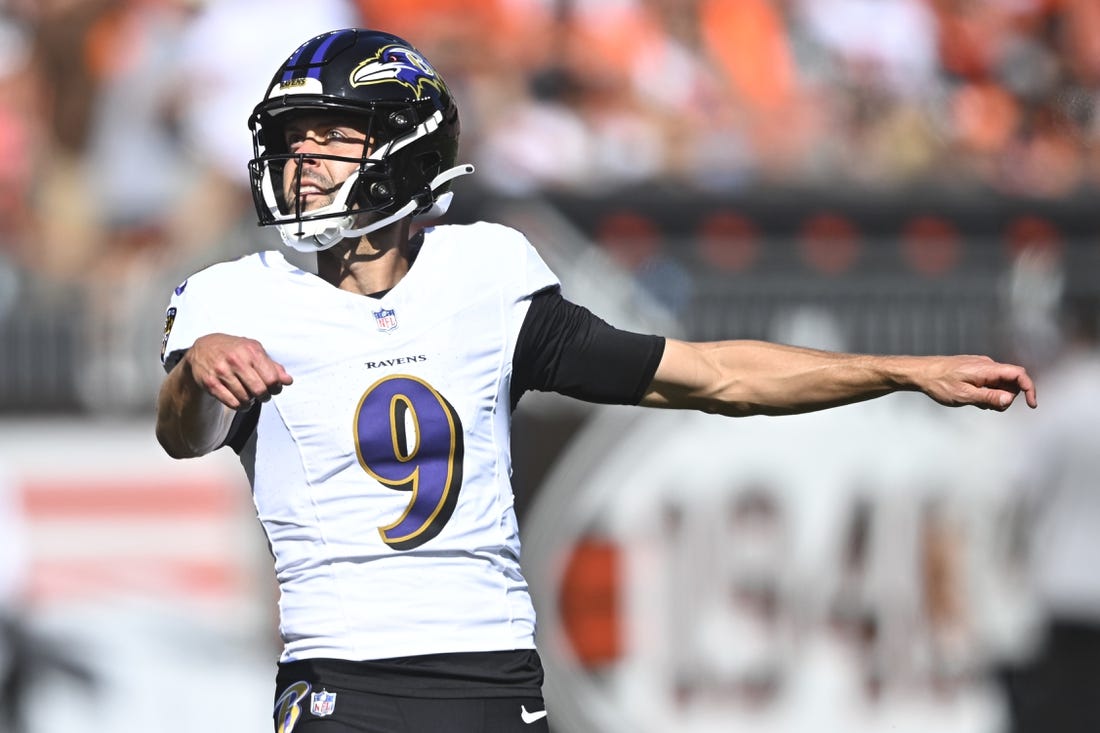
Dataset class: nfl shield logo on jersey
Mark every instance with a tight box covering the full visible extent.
[310,689,337,717]
[373,307,398,332]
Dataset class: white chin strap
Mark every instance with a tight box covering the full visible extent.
[274,163,475,252]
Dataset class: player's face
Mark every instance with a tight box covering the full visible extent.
[281,113,370,212]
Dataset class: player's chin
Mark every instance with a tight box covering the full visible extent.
[287,195,333,212]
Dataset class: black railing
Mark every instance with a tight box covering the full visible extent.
[2,187,1097,414]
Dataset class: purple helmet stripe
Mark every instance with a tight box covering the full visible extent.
[279,30,352,83]
[279,38,313,83]
[307,30,348,74]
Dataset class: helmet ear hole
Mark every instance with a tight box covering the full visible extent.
[415,151,442,177]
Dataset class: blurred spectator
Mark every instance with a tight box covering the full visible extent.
[792,0,944,185]
[0,11,37,267]
[352,0,551,76]
[461,0,1100,195]
[1003,296,1100,733]
[795,0,940,96]
[1003,241,1064,373]
[931,0,1088,196]
[27,0,118,280]
[473,0,800,191]
[81,0,198,280]
[165,0,359,266]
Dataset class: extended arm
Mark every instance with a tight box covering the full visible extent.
[641,338,1038,416]
[155,333,293,459]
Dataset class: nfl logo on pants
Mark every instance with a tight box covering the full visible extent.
[311,690,337,717]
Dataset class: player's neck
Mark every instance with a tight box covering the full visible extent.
[317,221,414,296]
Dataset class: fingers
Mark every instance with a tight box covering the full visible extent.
[237,350,293,403]
[1016,371,1038,409]
[199,375,250,411]
[985,364,1038,410]
[190,334,293,410]
[989,389,1016,411]
[924,357,1038,412]
[966,362,1038,411]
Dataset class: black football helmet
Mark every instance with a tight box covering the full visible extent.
[247,28,474,251]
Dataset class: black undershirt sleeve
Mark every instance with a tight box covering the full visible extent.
[510,288,666,409]
[225,402,261,454]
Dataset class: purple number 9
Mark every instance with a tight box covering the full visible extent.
[354,375,464,550]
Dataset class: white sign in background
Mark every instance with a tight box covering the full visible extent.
[524,396,1040,733]
[0,419,275,733]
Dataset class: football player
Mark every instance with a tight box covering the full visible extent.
[154,28,1037,733]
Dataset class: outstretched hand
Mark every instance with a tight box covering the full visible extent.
[918,355,1037,411]
[186,333,294,410]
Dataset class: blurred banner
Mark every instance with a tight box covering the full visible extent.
[0,419,275,733]
[523,397,1038,733]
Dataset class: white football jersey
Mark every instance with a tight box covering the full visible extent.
[161,222,559,661]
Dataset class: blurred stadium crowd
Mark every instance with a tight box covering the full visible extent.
[1,0,1100,284]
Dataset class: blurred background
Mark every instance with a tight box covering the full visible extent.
[2,0,1100,731]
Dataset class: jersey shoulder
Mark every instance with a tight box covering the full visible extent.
[422,222,559,298]
[160,251,302,367]
[173,250,295,294]
[169,251,309,315]
[424,221,529,249]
